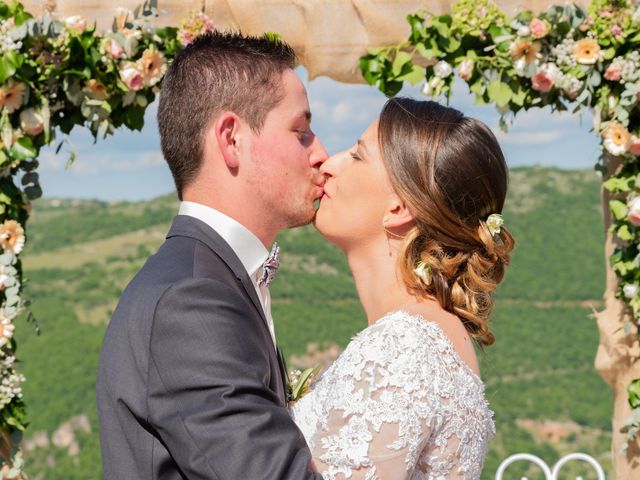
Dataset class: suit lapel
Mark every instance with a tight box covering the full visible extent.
[166,215,288,403]
[167,215,268,326]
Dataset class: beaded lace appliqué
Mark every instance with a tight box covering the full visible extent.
[292,311,495,480]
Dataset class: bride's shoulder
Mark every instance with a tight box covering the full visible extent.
[347,310,483,384]
[347,310,446,361]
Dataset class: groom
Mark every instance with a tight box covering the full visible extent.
[96,32,327,479]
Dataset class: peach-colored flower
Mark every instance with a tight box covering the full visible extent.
[0,80,27,113]
[102,38,125,60]
[0,220,25,255]
[64,15,88,32]
[529,18,550,39]
[603,122,631,156]
[509,40,541,63]
[604,61,623,81]
[19,108,44,137]
[119,62,144,91]
[629,197,640,226]
[136,48,167,87]
[458,59,474,81]
[630,135,640,156]
[84,79,108,100]
[573,38,601,65]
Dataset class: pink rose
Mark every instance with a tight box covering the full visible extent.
[119,63,144,91]
[530,18,549,39]
[629,197,640,226]
[104,38,124,59]
[531,64,559,93]
[611,25,623,38]
[604,62,623,81]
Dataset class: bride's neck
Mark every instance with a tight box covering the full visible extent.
[345,239,414,325]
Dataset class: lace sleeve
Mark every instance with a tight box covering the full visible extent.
[308,319,435,480]
[301,314,493,480]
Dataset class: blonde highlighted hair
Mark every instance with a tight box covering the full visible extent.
[379,98,514,346]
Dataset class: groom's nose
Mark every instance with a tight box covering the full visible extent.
[309,135,329,169]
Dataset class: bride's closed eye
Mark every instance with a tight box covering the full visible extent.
[350,150,362,161]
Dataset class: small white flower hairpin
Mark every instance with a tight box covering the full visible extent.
[485,213,504,236]
[414,260,432,286]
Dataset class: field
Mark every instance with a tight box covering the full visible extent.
[14,166,613,479]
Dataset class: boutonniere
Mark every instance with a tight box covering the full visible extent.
[287,365,321,405]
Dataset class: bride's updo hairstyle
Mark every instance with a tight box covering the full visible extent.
[379,98,514,346]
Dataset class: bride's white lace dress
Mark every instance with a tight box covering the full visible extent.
[291,310,495,480]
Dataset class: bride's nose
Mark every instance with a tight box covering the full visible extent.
[320,150,347,177]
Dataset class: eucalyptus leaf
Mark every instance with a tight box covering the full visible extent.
[392,51,412,77]
[24,185,42,200]
[398,65,425,85]
[610,200,629,221]
[628,379,640,408]
[9,137,37,160]
[618,224,633,241]
[487,81,512,108]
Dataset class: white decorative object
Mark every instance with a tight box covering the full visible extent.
[495,452,606,480]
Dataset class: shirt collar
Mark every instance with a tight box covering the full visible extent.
[178,201,269,279]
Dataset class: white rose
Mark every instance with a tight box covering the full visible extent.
[19,108,44,137]
[624,283,639,299]
[541,63,561,83]
[421,77,443,97]
[517,26,531,37]
[514,58,538,78]
[434,60,452,78]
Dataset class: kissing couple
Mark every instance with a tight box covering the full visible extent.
[97,31,514,480]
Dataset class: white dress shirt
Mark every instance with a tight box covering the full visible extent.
[178,201,277,349]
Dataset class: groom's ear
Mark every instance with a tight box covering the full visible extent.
[384,193,414,230]
[214,112,242,169]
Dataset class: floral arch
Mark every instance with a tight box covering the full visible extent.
[0,0,638,478]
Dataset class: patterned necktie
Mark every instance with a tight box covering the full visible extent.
[257,242,280,287]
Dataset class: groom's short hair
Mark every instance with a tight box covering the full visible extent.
[157,31,297,199]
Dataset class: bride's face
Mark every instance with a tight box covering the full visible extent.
[314,120,396,249]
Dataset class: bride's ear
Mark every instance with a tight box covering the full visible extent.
[383,193,414,229]
[213,112,242,169]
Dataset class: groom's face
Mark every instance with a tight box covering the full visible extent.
[246,69,328,228]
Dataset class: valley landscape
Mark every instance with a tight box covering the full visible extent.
[15,166,612,479]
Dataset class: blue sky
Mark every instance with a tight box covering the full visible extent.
[36,67,601,201]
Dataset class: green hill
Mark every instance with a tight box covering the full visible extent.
[14,166,611,479]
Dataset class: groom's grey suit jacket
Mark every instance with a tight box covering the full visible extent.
[97,215,322,480]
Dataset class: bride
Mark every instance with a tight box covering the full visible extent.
[291,98,514,479]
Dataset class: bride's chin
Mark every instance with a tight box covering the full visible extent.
[312,205,336,241]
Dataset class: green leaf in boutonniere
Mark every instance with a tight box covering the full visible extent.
[288,365,321,404]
